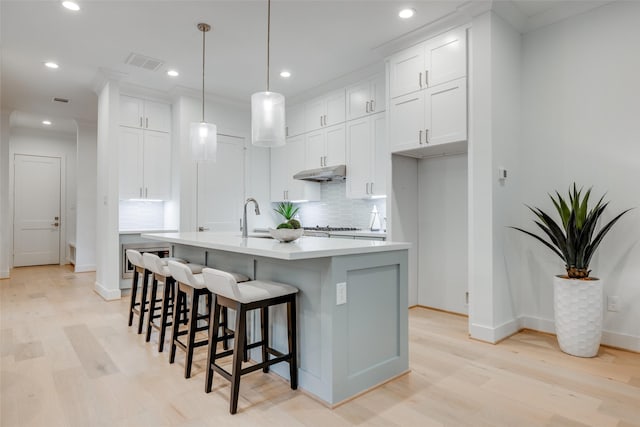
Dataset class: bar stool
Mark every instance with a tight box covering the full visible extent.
[125,249,152,334]
[202,268,299,414]
[143,253,204,352]
[167,261,250,379]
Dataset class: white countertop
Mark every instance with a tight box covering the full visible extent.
[328,230,387,238]
[141,231,409,261]
[120,229,178,235]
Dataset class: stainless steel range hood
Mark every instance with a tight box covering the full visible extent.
[293,164,346,182]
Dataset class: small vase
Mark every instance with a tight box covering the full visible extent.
[553,276,603,357]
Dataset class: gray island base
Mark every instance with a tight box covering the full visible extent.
[142,232,410,406]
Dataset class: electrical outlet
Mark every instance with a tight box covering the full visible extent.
[607,295,620,312]
[336,282,347,305]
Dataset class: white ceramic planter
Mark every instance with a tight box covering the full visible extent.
[553,276,603,357]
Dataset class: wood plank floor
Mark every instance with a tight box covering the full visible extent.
[1,265,638,426]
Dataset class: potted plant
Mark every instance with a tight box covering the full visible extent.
[271,202,303,242]
[511,184,631,357]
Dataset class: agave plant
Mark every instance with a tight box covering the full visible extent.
[511,184,631,279]
[273,201,299,221]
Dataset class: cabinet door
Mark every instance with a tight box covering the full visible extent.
[389,44,424,98]
[371,113,387,197]
[425,77,467,146]
[369,74,386,114]
[286,103,305,137]
[287,136,320,202]
[346,81,370,121]
[143,130,171,200]
[118,127,144,199]
[325,90,346,127]
[325,123,345,167]
[120,95,144,129]
[305,130,325,169]
[270,144,288,202]
[144,100,171,132]
[305,98,325,132]
[346,117,372,199]
[424,28,467,88]
[389,92,424,152]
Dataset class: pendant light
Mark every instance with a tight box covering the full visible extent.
[251,0,286,147]
[190,22,217,162]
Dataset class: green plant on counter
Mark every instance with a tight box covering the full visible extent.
[274,202,301,229]
[510,184,631,279]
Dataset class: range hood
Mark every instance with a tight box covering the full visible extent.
[293,164,346,182]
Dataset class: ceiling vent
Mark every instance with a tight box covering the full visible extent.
[124,52,164,71]
[52,97,70,104]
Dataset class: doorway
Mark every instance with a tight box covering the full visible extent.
[13,154,62,266]
[196,134,246,232]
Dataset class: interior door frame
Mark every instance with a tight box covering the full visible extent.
[11,152,67,267]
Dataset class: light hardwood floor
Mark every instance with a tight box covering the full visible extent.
[1,265,639,426]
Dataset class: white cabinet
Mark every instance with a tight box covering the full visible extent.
[304,124,345,169]
[285,103,305,138]
[120,95,171,133]
[346,112,386,199]
[389,78,467,153]
[389,27,467,99]
[270,135,320,202]
[305,90,346,132]
[119,127,171,200]
[346,74,385,120]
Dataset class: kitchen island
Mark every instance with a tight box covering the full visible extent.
[142,231,410,406]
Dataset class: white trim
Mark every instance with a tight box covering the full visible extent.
[470,317,521,343]
[74,264,96,273]
[0,270,9,279]
[94,281,121,300]
[469,322,497,343]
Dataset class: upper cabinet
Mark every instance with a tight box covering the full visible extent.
[305,124,346,169]
[389,27,467,99]
[346,112,386,199]
[305,90,346,132]
[388,26,468,156]
[285,103,305,138]
[346,74,385,121]
[120,95,171,133]
[270,135,321,203]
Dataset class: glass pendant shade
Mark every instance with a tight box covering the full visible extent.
[251,91,285,147]
[190,121,217,162]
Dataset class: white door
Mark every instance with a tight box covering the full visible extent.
[389,43,424,98]
[389,92,424,152]
[197,135,245,232]
[424,28,467,88]
[346,117,372,199]
[425,77,467,146]
[13,154,61,266]
[346,80,370,121]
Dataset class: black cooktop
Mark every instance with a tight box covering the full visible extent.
[303,226,361,232]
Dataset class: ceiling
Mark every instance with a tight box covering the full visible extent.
[1,0,611,131]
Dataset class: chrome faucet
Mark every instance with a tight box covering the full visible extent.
[242,198,261,238]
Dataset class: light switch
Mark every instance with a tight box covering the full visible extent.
[498,168,507,180]
[336,282,347,305]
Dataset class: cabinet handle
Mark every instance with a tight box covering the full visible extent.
[139,117,143,127]
[324,156,327,166]
[145,188,148,198]
[146,117,149,128]
[366,183,370,194]
[365,101,370,113]
[286,126,289,137]
[370,182,374,194]
[370,100,375,112]
[320,157,323,167]
[324,115,327,126]
[139,188,142,198]
[419,130,423,144]
[419,72,422,88]
[320,116,323,127]
[425,70,429,87]
[425,129,429,144]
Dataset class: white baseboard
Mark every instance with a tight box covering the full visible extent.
[470,318,521,344]
[520,315,639,352]
[94,281,121,301]
[0,270,9,279]
[74,264,96,273]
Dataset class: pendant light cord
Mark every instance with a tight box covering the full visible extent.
[266,0,271,92]
[201,25,206,122]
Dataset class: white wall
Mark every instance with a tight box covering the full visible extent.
[9,126,77,267]
[517,1,640,350]
[75,121,97,272]
[0,111,11,278]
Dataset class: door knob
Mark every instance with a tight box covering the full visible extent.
[198,226,210,232]
[52,222,59,227]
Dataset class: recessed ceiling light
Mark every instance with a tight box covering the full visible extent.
[42,120,52,126]
[398,8,415,19]
[44,62,59,69]
[167,70,179,77]
[62,1,80,11]
[280,70,291,78]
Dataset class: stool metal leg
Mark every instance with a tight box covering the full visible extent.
[205,296,222,394]
[288,296,298,389]
[230,302,246,414]
[157,277,174,353]
[169,285,182,364]
[261,306,269,373]
[184,288,198,379]
[128,269,139,327]
[145,276,159,342]
[137,270,150,334]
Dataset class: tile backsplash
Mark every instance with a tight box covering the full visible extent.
[276,181,386,230]
[119,200,165,231]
